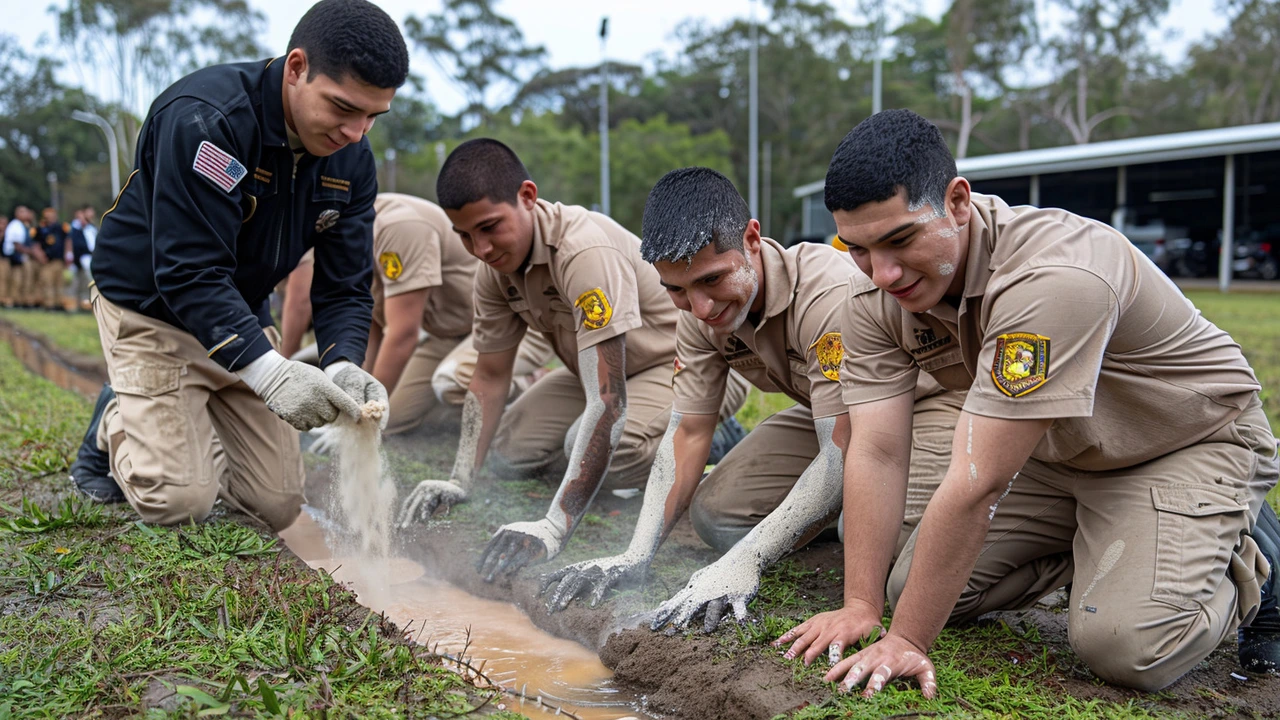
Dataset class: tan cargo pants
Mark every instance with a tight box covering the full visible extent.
[887,394,1278,692]
[691,391,964,553]
[0,261,10,305]
[92,287,304,531]
[384,331,556,435]
[38,260,65,309]
[491,365,750,490]
[12,262,35,306]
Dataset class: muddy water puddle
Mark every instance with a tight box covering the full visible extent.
[280,509,654,720]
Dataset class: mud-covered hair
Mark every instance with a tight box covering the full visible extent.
[640,167,749,265]
[436,139,533,210]
[288,0,409,89]
[824,109,956,215]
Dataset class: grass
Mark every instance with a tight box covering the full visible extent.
[0,342,522,718]
[0,308,102,358]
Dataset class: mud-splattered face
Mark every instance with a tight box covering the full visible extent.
[834,181,972,314]
[653,223,764,335]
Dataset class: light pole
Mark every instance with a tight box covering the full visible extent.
[871,0,883,114]
[599,17,611,217]
[71,110,121,198]
[748,0,759,218]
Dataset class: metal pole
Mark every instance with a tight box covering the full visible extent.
[871,0,883,114]
[1220,154,1236,293]
[71,110,120,197]
[748,0,759,218]
[599,17,611,217]
[1029,174,1040,207]
[762,141,772,237]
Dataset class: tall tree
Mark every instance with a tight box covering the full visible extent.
[943,0,1037,157]
[405,0,546,125]
[1043,0,1171,144]
[50,0,267,175]
[1185,0,1280,127]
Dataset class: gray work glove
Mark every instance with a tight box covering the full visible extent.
[325,361,389,430]
[237,350,362,431]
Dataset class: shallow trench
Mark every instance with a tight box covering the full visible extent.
[280,508,656,720]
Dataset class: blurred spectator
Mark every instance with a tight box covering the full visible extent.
[69,205,97,310]
[33,207,71,310]
[3,206,36,307]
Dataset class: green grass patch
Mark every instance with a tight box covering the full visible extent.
[0,342,520,718]
[737,388,797,432]
[0,308,102,358]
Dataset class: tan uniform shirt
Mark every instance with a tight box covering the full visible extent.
[369,193,476,339]
[673,238,856,420]
[471,200,678,377]
[840,192,1260,472]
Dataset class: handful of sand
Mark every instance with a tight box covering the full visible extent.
[358,400,387,424]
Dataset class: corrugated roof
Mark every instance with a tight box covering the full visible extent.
[793,122,1280,198]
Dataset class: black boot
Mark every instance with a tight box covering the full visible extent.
[707,416,748,465]
[68,384,125,504]
[1239,501,1280,674]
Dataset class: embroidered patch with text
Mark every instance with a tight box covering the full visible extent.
[991,332,1050,397]
[379,251,403,280]
[192,141,247,193]
[575,288,613,330]
[809,331,844,382]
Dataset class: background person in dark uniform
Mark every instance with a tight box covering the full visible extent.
[34,207,71,310]
[68,0,409,532]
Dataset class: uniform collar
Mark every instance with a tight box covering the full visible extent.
[756,236,798,323]
[959,195,998,300]
[259,57,289,150]
[524,198,557,272]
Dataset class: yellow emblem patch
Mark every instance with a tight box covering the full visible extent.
[992,333,1050,397]
[575,288,613,330]
[379,251,403,281]
[809,332,844,382]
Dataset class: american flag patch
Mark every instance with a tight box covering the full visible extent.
[192,141,248,193]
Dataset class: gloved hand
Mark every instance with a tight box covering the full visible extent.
[540,552,649,612]
[325,361,389,429]
[477,517,567,582]
[237,350,361,431]
[397,480,468,526]
[306,424,342,455]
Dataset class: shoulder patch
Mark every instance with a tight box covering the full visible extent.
[379,251,404,280]
[809,331,844,382]
[575,288,612,330]
[991,333,1050,397]
[192,141,247,193]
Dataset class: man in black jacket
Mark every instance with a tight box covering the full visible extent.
[69,0,408,531]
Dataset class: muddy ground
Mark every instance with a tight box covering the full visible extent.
[8,323,1280,719]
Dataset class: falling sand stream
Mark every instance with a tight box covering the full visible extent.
[280,507,655,720]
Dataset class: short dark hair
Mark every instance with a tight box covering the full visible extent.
[824,109,957,215]
[436,139,533,210]
[640,167,749,265]
[288,0,409,90]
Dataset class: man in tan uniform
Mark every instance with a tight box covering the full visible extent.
[282,193,554,452]
[780,110,1280,695]
[542,168,962,630]
[398,140,746,580]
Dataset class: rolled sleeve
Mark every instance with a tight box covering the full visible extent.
[672,316,729,415]
[964,265,1117,420]
[380,219,441,298]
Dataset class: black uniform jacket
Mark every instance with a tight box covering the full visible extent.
[93,57,375,371]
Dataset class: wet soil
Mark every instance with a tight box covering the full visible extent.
[0,317,107,399]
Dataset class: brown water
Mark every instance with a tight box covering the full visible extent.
[280,510,653,720]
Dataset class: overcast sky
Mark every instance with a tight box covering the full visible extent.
[14,0,1224,115]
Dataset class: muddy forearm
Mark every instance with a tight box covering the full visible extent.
[659,413,716,543]
[452,352,516,490]
[546,337,627,539]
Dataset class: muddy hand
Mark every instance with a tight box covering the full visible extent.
[540,554,647,612]
[650,555,759,633]
[397,480,468,527]
[478,519,563,582]
[826,633,937,699]
[772,599,885,666]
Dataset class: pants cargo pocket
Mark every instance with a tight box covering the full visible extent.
[1151,483,1251,610]
[113,364,192,488]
